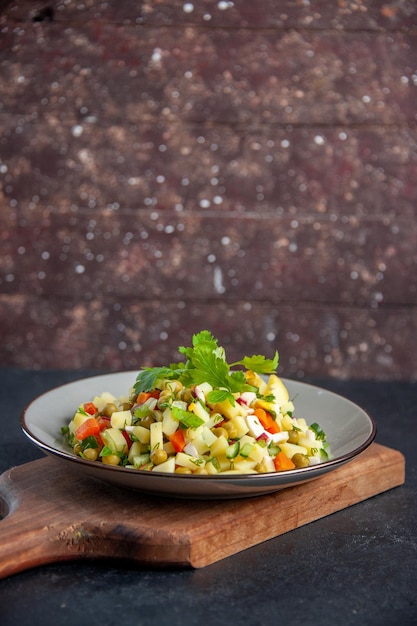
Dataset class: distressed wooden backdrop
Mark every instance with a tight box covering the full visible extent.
[0,0,416,380]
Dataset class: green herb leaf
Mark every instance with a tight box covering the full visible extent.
[171,406,205,428]
[206,389,234,405]
[232,352,279,374]
[99,446,113,457]
[186,346,229,386]
[135,331,278,402]
[81,435,99,451]
[134,367,178,394]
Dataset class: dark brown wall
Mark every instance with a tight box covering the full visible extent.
[1,0,416,380]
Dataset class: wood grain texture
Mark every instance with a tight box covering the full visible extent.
[0,0,416,378]
[0,296,415,379]
[0,443,405,577]
[3,0,416,30]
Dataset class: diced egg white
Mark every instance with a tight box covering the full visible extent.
[246,414,265,439]
[239,392,257,406]
[268,431,290,444]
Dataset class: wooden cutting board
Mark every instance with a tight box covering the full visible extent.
[0,443,405,578]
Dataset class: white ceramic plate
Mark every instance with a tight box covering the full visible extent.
[21,371,376,499]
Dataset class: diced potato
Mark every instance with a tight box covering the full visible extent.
[152,456,176,473]
[256,455,275,473]
[93,392,117,412]
[230,415,250,438]
[298,435,323,453]
[281,414,296,431]
[191,437,210,456]
[265,374,289,406]
[216,454,232,472]
[110,410,132,429]
[163,441,175,455]
[186,425,203,441]
[101,427,128,453]
[201,426,217,448]
[205,459,219,475]
[210,434,229,457]
[128,441,146,464]
[188,401,210,423]
[233,458,258,472]
[280,442,308,459]
[239,434,257,447]
[69,411,91,434]
[280,401,295,416]
[208,398,242,420]
[150,421,163,451]
[295,418,308,432]
[248,442,269,463]
[132,425,150,444]
[205,412,224,429]
[162,407,179,436]
[175,452,203,471]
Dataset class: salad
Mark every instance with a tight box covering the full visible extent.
[62,330,330,475]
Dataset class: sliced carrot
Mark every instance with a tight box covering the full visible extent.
[169,429,186,453]
[137,392,152,404]
[266,420,280,434]
[136,390,159,404]
[75,417,100,441]
[254,407,280,433]
[274,451,296,472]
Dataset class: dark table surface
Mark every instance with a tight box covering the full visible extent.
[0,369,416,626]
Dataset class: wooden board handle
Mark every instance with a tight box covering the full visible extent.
[0,461,193,577]
[0,466,64,576]
[0,465,97,577]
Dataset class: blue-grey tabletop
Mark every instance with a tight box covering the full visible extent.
[0,369,416,626]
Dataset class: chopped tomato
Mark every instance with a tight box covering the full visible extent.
[83,402,97,415]
[97,416,111,431]
[75,417,100,441]
[169,429,186,453]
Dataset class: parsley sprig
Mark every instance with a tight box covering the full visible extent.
[134,330,279,406]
